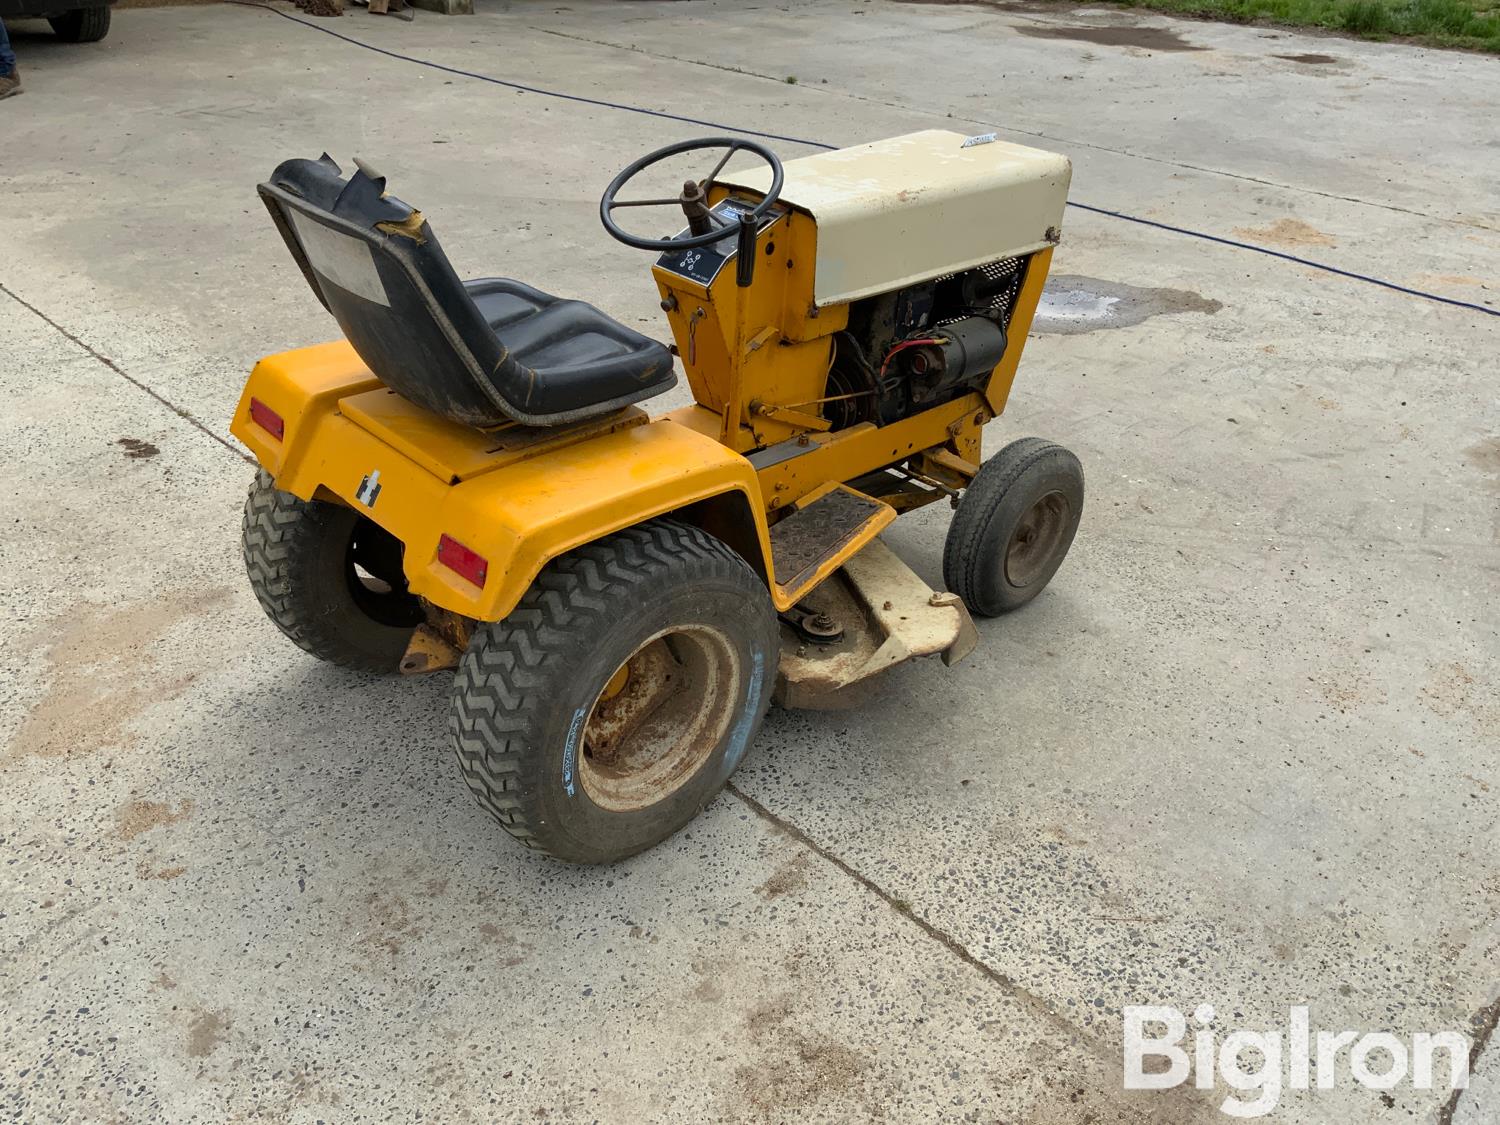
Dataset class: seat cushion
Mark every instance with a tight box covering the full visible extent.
[464,279,675,419]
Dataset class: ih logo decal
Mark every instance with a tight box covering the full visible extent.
[355,469,382,509]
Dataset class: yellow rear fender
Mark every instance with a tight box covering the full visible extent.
[232,344,773,623]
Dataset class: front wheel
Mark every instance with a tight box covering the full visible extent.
[944,437,1084,617]
[450,519,778,863]
[50,6,111,41]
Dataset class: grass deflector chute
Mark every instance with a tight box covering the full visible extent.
[232,131,1084,862]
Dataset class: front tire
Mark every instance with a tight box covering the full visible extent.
[242,469,422,672]
[450,519,778,863]
[50,6,111,42]
[944,437,1084,617]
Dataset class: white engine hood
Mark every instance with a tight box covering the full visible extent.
[723,130,1071,307]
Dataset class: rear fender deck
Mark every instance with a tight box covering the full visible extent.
[231,342,774,623]
[232,342,975,648]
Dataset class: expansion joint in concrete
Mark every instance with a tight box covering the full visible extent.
[727,781,1109,1058]
[0,282,253,466]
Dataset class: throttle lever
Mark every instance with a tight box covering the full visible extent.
[735,212,757,288]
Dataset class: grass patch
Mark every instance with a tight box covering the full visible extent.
[1097,0,1500,50]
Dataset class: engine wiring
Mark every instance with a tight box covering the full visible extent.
[877,338,949,383]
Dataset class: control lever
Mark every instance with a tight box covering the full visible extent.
[680,180,715,238]
[736,212,757,288]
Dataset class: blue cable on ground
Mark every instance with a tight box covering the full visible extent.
[1066,202,1498,317]
[234,1,835,150]
[236,2,1498,321]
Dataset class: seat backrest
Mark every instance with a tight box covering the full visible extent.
[259,156,526,427]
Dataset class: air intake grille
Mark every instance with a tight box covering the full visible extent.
[936,256,1027,328]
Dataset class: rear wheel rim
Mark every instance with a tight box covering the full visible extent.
[1004,490,1071,588]
[579,625,740,813]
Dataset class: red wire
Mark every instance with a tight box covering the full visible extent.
[877,338,946,381]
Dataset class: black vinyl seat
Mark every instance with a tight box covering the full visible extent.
[463,278,669,398]
[258,155,675,428]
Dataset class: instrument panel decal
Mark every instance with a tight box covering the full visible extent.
[655,198,784,285]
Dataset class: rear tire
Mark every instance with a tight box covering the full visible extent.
[450,519,778,863]
[242,469,421,673]
[50,6,111,42]
[943,437,1084,617]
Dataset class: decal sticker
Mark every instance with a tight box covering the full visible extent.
[355,469,382,508]
[287,209,391,307]
[961,132,999,148]
[562,706,588,797]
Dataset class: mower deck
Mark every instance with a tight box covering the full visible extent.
[776,537,978,709]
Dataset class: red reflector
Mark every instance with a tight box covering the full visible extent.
[438,534,488,588]
[249,398,285,440]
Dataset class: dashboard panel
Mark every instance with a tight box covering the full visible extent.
[655,196,786,286]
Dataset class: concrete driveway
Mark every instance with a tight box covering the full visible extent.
[1,1,1496,1121]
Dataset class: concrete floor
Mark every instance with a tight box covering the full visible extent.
[1,0,1497,1121]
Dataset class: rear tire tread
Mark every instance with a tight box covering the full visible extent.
[450,519,764,858]
[242,469,412,672]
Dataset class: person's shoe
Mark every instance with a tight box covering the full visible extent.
[0,71,22,99]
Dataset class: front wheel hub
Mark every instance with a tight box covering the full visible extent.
[1004,489,1072,588]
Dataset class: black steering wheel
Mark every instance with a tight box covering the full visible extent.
[599,137,784,252]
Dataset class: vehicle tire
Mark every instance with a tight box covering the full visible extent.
[943,437,1084,618]
[451,519,778,864]
[49,5,111,42]
[242,469,422,673]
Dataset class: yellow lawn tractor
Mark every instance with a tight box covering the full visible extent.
[232,131,1080,863]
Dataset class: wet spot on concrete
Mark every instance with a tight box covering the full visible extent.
[689,959,726,1003]
[117,797,195,840]
[358,891,415,957]
[732,997,868,1117]
[185,1009,230,1058]
[1015,23,1203,51]
[137,861,188,880]
[899,0,1203,51]
[756,853,810,899]
[1466,437,1500,473]
[1232,217,1337,248]
[1033,275,1222,334]
[1275,52,1339,64]
[478,923,531,967]
[1465,437,1500,494]
[1044,824,1088,847]
[117,437,159,459]
[691,976,724,1003]
[7,589,231,761]
[1412,272,1490,290]
[1420,662,1476,718]
[1315,671,1381,712]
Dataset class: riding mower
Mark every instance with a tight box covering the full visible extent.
[232,130,1080,863]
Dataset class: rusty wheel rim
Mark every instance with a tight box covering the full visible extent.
[579,625,740,813]
[1004,490,1071,588]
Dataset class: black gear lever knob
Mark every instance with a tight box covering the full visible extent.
[736,213,757,288]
